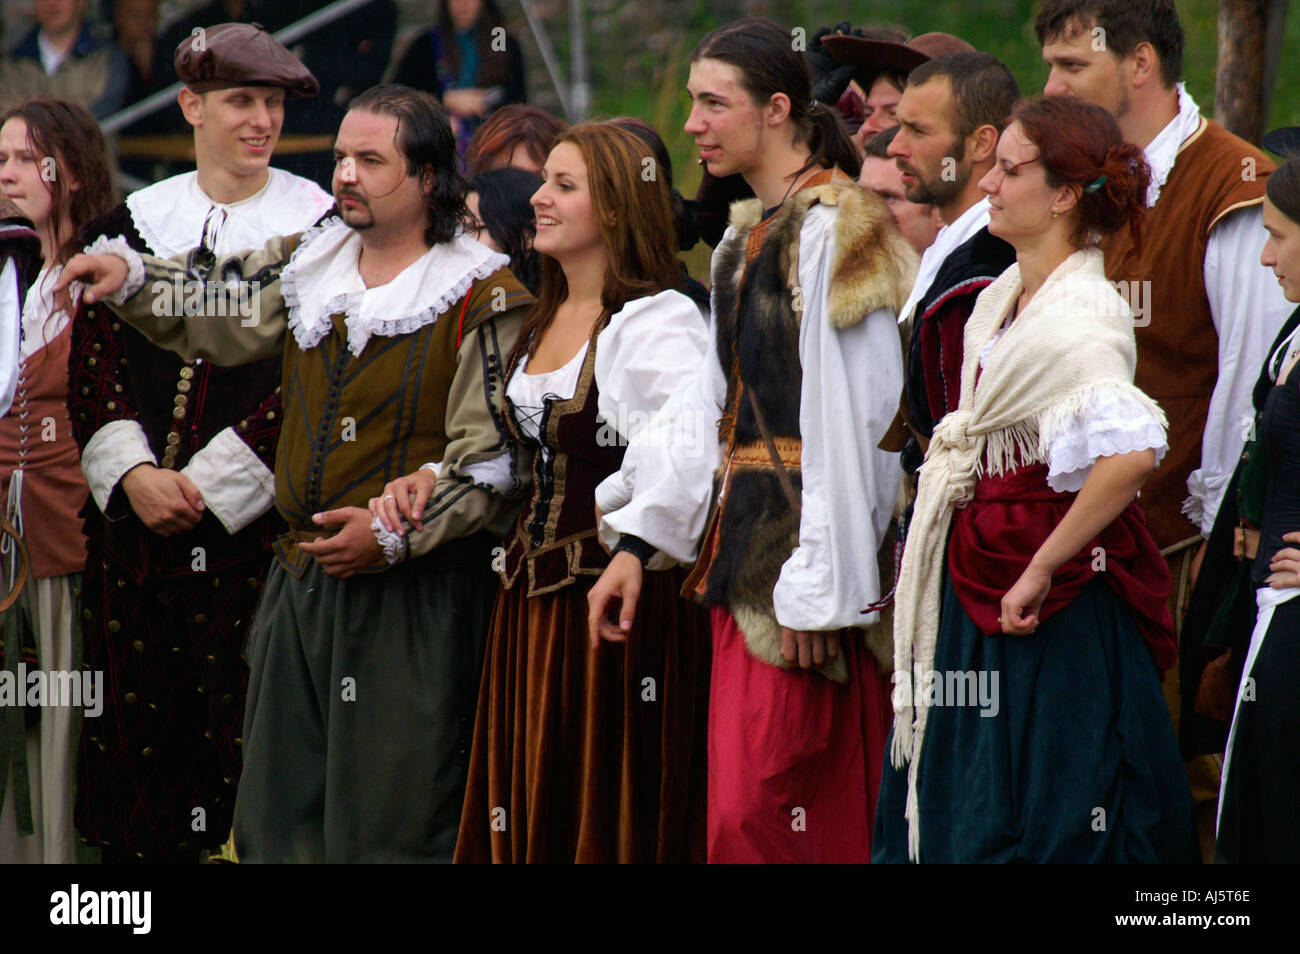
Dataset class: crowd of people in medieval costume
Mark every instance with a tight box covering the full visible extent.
[0,0,1295,865]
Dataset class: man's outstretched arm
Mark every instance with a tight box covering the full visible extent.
[57,233,297,366]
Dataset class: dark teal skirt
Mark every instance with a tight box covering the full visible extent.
[873,574,1198,863]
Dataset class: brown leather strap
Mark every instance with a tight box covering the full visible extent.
[1233,525,1260,561]
[746,387,801,515]
[0,516,30,614]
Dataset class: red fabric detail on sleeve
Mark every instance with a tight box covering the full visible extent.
[919,293,980,424]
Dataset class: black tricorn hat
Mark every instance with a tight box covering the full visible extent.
[1262,127,1300,159]
[821,32,975,90]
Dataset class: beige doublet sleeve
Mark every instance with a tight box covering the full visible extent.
[95,233,296,366]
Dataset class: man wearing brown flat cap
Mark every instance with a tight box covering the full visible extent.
[69,23,333,863]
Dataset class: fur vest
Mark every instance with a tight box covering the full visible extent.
[697,172,914,678]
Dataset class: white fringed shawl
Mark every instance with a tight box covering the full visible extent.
[889,246,1167,860]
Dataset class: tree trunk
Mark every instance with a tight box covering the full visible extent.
[1215,0,1271,143]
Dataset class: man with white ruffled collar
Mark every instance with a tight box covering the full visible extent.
[58,85,534,862]
[67,23,332,864]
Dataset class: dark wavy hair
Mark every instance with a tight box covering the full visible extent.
[347,84,472,245]
[0,98,116,265]
[691,17,861,179]
[470,166,541,293]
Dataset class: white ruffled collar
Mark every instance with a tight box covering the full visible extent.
[126,168,334,257]
[282,217,509,356]
[1143,83,1203,207]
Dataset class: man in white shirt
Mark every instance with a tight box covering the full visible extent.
[882,52,1018,465]
[1039,0,1289,559]
[69,23,332,863]
[3,0,130,118]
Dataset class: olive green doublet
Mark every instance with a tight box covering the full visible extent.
[104,224,534,569]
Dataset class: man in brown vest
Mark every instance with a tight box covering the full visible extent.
[1037,0,1292,854]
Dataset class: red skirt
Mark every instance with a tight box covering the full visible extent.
[707,607,893,863]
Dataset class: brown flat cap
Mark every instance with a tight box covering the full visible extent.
[174,23,319,98]
[823,31,975,90]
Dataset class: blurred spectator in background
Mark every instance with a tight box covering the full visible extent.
[467,166,541,294]
[110,0,161,105]
[858,126,942,255]
[393,0,524,154]
[267,0,398,184]
[4,0,130,118]
[465,103,564,176]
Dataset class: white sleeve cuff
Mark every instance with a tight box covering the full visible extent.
[419,461,443,478]
[772,491,846,631]
[459,454,513,493]
[370,514,406,565]
[594,469,633,526]
[81,419,157,512]
[179,427,276,534]
[1042,388,1169,493]
[1182,468,1228,538]
[83,235,146,304]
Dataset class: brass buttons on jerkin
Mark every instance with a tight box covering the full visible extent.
[162,363,197,468]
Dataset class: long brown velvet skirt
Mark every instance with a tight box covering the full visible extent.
[454,567,710,863]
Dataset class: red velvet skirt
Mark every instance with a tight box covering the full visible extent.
[707,607,894,863]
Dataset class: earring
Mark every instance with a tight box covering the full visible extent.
[1052,211,1060,219]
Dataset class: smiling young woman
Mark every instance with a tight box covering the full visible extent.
[376,122,712,862]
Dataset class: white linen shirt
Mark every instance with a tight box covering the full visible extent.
[597,203,903,631]
[1150,85,1293,536]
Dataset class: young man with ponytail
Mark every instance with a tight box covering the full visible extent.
[588,17,915,863]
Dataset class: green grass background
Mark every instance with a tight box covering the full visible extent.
[553,0,1297,275]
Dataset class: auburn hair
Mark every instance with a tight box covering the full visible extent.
[511,121,683,363]
[465,104,567,177]
[1012,95,1150,254]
